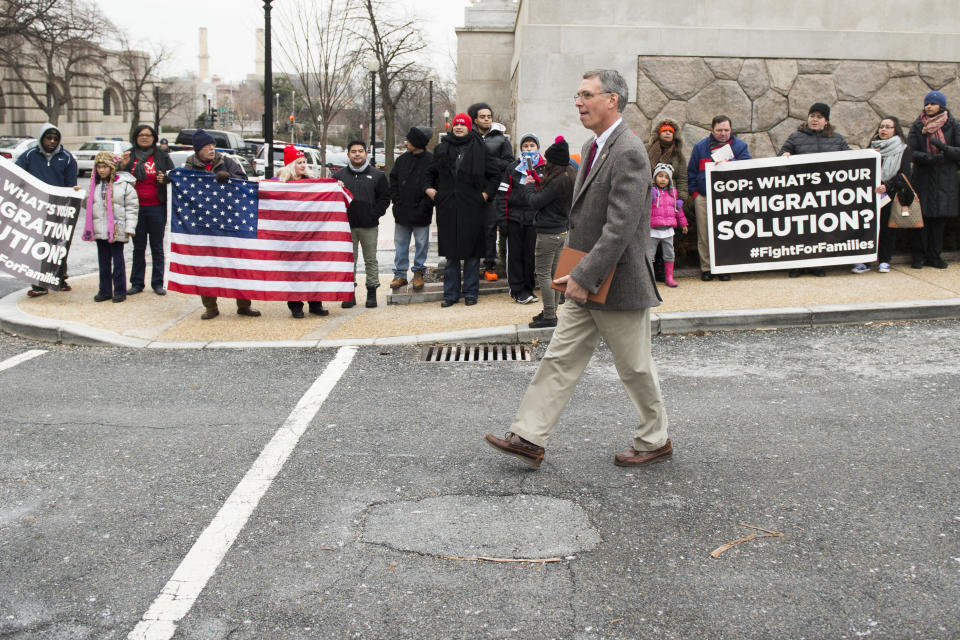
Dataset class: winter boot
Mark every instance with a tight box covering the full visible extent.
[342,285,356,308]
[365,286,378,308]
[664,261,678,288]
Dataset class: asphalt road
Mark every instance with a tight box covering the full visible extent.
[1,321,958,639]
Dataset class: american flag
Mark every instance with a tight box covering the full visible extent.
[166,170,355,301]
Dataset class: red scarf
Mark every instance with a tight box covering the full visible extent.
[921,110,949,154]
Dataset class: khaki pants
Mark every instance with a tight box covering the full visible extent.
[351,226,380,289]
[695,195,711,272]
[510,302,669,452]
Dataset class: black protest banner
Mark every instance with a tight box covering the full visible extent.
[705,149,881,273]
[0,157,82,289]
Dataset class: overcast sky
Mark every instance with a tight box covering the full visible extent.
[94,0,470,82]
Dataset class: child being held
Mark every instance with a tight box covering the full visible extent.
[81,151,139,302]
[649,162,688,288]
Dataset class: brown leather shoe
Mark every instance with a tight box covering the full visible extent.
[411,271,425,290]
[389,276,408,288]
[614,439,672,467]
[237,307,261,317]
[200,307,219,320]
[485,432,545,468]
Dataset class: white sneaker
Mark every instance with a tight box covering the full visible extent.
[851,263,870,274]
[878,262,890,273]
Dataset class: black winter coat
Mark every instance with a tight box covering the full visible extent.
[480,128,514,174]
[389,150,434,227]
[515,177,572,234]
[779,126,851,155]
[907,114,960,219]
[334,164,390,228]
[425,135,500,260]
[495,159,545,226]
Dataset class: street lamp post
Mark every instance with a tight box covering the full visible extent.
[443,109,450,135]
[365,55,379,158]
[263,0,274,179]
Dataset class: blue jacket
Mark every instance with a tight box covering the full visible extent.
[15,122,78,187]
[686,135,750,198]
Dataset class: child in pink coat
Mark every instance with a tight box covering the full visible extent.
[649,162,688,287]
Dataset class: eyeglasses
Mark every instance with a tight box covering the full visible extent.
[137,133,153,138]
[574,91,611,102]
[877,124,895,129]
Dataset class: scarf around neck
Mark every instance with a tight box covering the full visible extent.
[871,136,906,182]
[348,157,371,174]
[131,146,154,182]
[921,110,949,154]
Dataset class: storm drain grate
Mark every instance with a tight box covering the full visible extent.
[420,344,532,363]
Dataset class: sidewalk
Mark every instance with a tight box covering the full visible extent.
[2,256,959,348]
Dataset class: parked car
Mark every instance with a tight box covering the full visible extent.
[168,150,192,169]
[323,145,349,170]
[253,143,323,176]
[74,138,132,176]
[174,129,244,153]
[0,136,38,163]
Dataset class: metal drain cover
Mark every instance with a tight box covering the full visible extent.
[420,344,532,363]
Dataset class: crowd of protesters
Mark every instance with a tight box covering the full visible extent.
[10,88,959,326]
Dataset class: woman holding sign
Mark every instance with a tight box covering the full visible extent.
[780,103,850,277]
[907,91,960,270]
[852,117,914,274]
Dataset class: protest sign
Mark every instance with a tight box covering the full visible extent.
[706,149,881,273]
[0,157,82,289]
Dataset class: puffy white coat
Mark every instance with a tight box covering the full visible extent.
[85,172,139,242]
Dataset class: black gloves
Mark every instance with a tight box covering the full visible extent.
[215,171,231,183]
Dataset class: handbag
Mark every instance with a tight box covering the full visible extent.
[888,173,923,229]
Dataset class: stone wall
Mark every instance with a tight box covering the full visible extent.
[624,56,959,157]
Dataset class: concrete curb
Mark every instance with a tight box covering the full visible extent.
[2,285,959,349]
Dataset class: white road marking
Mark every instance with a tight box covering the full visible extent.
[0,349,47,372]
[127,346,358,640]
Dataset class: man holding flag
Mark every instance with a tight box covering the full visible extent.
[167,130,355,317]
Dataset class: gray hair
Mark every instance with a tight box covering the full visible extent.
[583,69,628,113]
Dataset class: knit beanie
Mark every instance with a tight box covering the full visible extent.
[283,145,304,166]
[407,126,431,149]
[924,91,947,108]
[192,128,216,150]
[653,162,674,185]
[452,113,473,130]
[544,136,570,165]
[809,102,831,120]
[93,151,118,171]
[519,132,540,148]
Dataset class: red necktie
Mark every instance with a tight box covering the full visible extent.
[583,139,598,175]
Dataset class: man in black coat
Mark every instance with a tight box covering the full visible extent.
[389,126,434,290]
[334,141,390,308]
[468,102,514,279]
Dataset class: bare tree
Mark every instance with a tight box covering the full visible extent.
[0,0,111,125]
[276,0,359,175]
[0,0,58,40]
[230,81,265,139]
[103,31,172,138]
[150,77,196,133]
[393,68,455,144]
[354,0,427,171]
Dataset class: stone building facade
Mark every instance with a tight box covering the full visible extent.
[457,0,960,156]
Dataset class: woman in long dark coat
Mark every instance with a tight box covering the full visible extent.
[907,90,960,269]
[425,112,500,306]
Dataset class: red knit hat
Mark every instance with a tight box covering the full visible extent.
[283,145,304,166]
[452,113,473,130]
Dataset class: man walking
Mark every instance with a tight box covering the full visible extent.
[468,102,514,280]
[389,126,434,291]
[485,69,671,469]
[687,115,751,281]
[183,129,260,320]
[16,122,78,296]
[334,141,389,308]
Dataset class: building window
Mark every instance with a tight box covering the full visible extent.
[103,89,121,116]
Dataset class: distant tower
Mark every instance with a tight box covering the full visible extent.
[198,27,210,83]
[254,28,265,78]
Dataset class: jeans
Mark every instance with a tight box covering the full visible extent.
[96,239,126,297]
[351,226,380,288]
[534,232,566,320]
[443,257,480,301]
[130,204,166,289]
[393,224,430,277]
